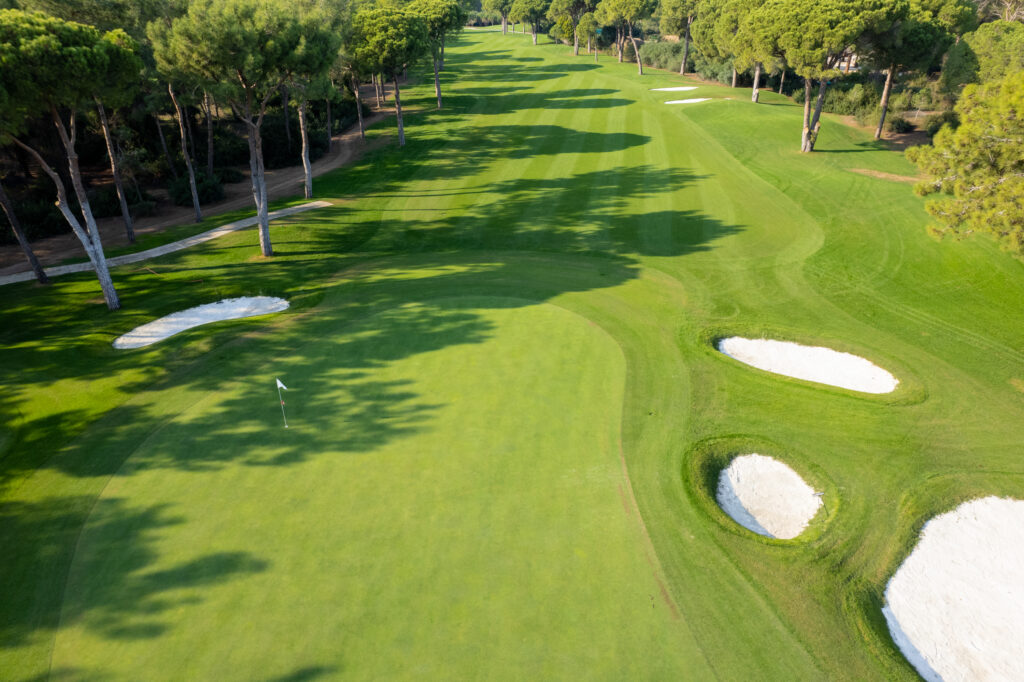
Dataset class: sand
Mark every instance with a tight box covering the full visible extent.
[716,454,822,539]
[113,296,289,349]
[651,86,698,92]
[665,98,711,104]
[883,497,1024,682]
[717,337,898,394]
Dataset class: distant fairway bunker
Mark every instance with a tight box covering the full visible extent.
[665,98,711,104]
[113,296,289,349]
[650,86,698,92]
[883,497,1024,682]
[716,454,822,539]
[717,337,898,394]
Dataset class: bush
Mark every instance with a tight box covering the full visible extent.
[639,41,684,72]
[924,110,959,137]
[86,185,125,219]
[168,171,225,207]
[215,167,245,184]
[886,115,915,133]
[692,52,733,84]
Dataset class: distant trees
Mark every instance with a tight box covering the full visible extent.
[350,8,429,146]
[409,0,466,109]
[0,10,141,308]
[510,0,550,45]
[547,0,595,55]
[577,11,599,58]
[908,73,1024,255]
[483,0,514,33]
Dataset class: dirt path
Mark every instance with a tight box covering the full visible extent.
[0,110,392,276]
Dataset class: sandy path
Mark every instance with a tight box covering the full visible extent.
[0,110,391,276]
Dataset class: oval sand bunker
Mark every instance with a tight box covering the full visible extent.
[650,86,698,92]
[716,454,822,539]
[883,497,1024,682]
[717,337,898,394]
[665,98,711,104]
[113,296,289,349]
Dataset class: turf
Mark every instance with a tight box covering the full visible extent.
[2,27,1024,681]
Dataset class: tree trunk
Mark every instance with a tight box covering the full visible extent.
[628,23,642,75]
[802,78,830,152]
[875,63,895,140]
[204,90,215,177]
[185,105,198,166]
[440,42,446,70]
[587,36,591,53]
[168,84,202,222]
[680,19,691,74]
[731,67,738,88]
[281,86,292,153]
[778,69,786,94]
[298,96,313,200]
[95,98,134,243]
[243,95,272,257]
[32,113,120,309]
[154,112,178,180]
[617,27,623,62]
[532,20,537,45]
[0,176,48,284]
[574,26,579,56]
[393,74,406,147]
[595,41,598,61]
[501,14,507,33]
[800,77,813,149]
[751,62,762,103]
[434,54,443,109]
[326,97,333,153]
[375,74,383,107]
[352,75,365,139]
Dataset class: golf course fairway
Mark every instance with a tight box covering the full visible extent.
[1,27,1023,681]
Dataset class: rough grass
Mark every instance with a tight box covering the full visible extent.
[2,27,1024,681]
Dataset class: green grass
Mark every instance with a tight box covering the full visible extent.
[3,27,1024,681]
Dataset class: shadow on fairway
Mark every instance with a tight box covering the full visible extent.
[0,495,267,653]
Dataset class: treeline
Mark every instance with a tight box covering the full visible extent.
[0,0,465,309]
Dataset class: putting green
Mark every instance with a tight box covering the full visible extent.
[50,299,708,680]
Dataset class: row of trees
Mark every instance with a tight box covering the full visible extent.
[0,0,466,309]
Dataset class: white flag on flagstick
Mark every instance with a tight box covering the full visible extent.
[276,378,287,390]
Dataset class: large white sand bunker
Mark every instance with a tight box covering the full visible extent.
[665,98,711,104]
[716,454,822,539]
[650,86,698,92]
[883,497,1024,682]
[717,337,898,394]
[113,296,289,349]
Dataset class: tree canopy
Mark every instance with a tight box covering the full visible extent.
[908,72,1024,255]
[943,20,1024,90]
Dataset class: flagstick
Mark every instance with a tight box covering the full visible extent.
[277,383,288,428]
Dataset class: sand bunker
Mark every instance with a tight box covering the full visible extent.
[883,497,1024,682]
[716,454,822,539]
[665,98,711,104]
[651,86,698,92]
[717,337,898,394]
[113,296,289,349]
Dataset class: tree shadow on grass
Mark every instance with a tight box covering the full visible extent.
[0,495,267,657]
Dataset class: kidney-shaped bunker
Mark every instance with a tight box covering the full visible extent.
[883,497,1024,682]
[716,454,822,539]
[717,337,898,394]
[114,296,289,349]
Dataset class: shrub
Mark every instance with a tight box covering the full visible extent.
[886,115,914,133]
[215,167,245,184]
[692,53,733,84]
[86,185,125,219]
[924,110,959,137]
[168,171,225,207]
[639,41,683,72]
